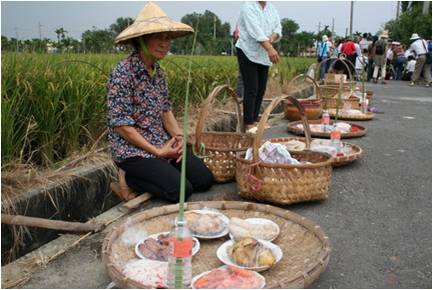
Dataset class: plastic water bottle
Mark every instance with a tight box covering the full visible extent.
[330,130,342,153]
[361,98,369,114]
[321,110,330,132]
[166,220,193,289]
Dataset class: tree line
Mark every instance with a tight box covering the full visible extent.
[1,10,319,56]
[5,3,427,56]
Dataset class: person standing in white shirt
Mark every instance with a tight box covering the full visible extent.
[359,33,369,51]
[236,1,281,131]
[408,33,431,87]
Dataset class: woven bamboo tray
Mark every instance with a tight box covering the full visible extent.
[328,109,375,121]
[101,201,331,289]
[269,137,363,167]
[287,119,367,139]
[236,97,333,205]
[190,85,253,183]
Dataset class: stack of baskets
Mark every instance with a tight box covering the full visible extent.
[318,58,360,110]
[235,96,333,205]
[192,85,254,183]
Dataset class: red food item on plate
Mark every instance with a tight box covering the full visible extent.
[194,266,263,289]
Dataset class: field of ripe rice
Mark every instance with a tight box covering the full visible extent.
[1,52,314,168]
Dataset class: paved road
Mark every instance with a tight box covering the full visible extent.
[21,81,431,289]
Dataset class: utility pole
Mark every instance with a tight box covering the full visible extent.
[14,26,19,52]
[331,17,335,38]
[38,22,42,40]
[396,1,400,19]
[349,1,354,37]
[422,1,430,15]
[38,22,43,52]
[345,27,348,38]
[213,15,216,40]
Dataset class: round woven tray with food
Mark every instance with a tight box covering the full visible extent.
[269,136,363,167]
[327,109,375,121]
[287,119,367,139]
[102,201,330,289]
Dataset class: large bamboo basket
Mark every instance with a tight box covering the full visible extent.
[101,201,331,288]
[236,97,333,205]
[287,119,367,139]
[269,136,363,167]
[190,85,253,183]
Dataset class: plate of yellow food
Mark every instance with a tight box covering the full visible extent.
[216,237,282,272]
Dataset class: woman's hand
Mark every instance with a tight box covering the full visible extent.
[267,46,280,64]
[260,41,280,64]
[173,135,184,163]
[155,137,183,161]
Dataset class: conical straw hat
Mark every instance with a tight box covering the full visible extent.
[115,2,193,44]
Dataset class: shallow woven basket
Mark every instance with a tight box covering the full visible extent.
[328,110,375,121]
[235,97,333,205]
[101,201,331,289]
[269,136,363,167]
[191,85,253,183]
[287,119,367,139]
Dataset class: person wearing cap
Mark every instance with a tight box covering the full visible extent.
[372,31,389,84]
[107,2,213,202]
[408,33,431,87]
[317,34,332,80]
[235,1,282,132]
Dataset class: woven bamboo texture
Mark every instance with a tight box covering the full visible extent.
[287,119,367,139]
[235,97,333,205]
[269,136,363,167]
[328,110,375,121]
[101,201,331,289]
[192,85,253,183]
[283,74,323,121]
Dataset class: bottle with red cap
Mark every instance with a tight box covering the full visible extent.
[321,110,330,132]
[330,129,342,155]
[167,220,193,288]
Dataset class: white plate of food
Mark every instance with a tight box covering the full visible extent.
[216,238,283,272]
[229,217,280,242]
[135,232,200,261]
[191,265,266,289]
[178,209,230,239]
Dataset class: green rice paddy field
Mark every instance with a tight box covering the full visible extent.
[1,53,314,167]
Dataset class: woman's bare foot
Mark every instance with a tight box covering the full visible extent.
[110,169,136,201]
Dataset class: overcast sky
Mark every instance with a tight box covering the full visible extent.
[2,1,398,41]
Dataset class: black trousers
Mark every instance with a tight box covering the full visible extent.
[236,48,269,125]
[116,149,213,202]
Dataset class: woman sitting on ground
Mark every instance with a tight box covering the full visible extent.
[107,2,213,202]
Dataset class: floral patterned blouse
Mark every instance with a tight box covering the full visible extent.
[107,50,172,163]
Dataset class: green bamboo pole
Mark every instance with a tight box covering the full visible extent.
[174,22,199,289]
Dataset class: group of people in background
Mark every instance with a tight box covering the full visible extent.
[317,31,432,87]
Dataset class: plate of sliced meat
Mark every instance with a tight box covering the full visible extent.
[135,232,200,261]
